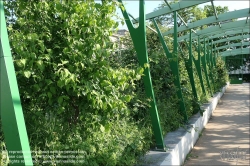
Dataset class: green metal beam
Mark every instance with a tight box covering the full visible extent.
[118,0,165,150]
[211,0,221,28]
[0,2,33,165]
[202,38,213,96]
[152,17,188,123]
[194,32,249,55]
[133,0,210,22]
[196,36,207,95]
[213,42,250,51]
[163,8,250,35]
[209,28,249,40]
[208,41,216,92]
[178,19,249,41]
[190,37,207,95]
[172,11,188,122]
[220,48,250,56]
[210,34,249,45]
[183,35,206,97]
[179,33,200,102]
[187,30,198,100]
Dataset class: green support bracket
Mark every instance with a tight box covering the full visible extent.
[182,30,198,100]
[178,42,198,100]
[213,51,217,67]
[201,38,213,96]
[192,37,206,95]
[152,14,188,123]
[207,43,215,92]
[0,2,33,166]
[211,44,217,76]
[118,0,165,150]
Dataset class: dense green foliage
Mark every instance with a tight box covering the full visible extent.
[1,0,229,165]
[119,27,228,138]
[2,0,150,165]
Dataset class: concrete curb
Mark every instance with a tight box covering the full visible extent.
[139,83,230,166]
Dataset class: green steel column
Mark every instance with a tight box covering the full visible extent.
[208,43,215,92]
[118,0,164,150]
[173,11,187,122]
[241,53,243,82]
[195,36,206,95]
[187,30,198,100]
[153,16,188,123]
[0,2,33,166]
[178,41,198,100]
[202,38,213,96]
[213,51,217,67]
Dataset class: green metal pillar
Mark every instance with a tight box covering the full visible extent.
[152,13,188,123]
[213,51,217,67]
[212,45,217,85]
[118,0,164,150]
[241,53,243,83]
[0,2,33,165]
[201,38,213,96]
[193,36,206,95]
[208,43,215,92]
[175,12,187,122]
[186,30,198,100]
[173,11,187,122]
[178,43,198,100]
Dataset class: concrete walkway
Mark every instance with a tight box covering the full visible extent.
[184,83,250,166]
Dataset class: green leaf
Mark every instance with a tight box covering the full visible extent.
[20,59,27,66]
[47,92,52,99]
[101,80,112,87]
[95,44,101,50]
[36,60,44,71]
[58,96,63,104]
[136,75,141,80]
[57,80,64,88]
[144,63,150,68]
[50,87,56,94]
[123,95,131,102]
[105,124,111,132]
[24,71,31,78]
[100,125,105,132]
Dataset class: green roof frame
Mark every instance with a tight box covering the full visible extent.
[210,34,249,45]
[209,28,249,40]
[163,8,250,36]
[220,47,250,56]
[213,42,250,51]
[178,19,249,41]
[133,0,210,22]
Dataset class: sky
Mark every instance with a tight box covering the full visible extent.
[115,1,250,29]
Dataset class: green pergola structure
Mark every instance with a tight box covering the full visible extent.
[0,0,249,165]
[119,0,249,150]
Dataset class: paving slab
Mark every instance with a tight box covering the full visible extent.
[184,83,250,166]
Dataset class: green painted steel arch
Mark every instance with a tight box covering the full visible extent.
[213,42,249,51]
[210,28,249,40]
[178,19,249,41]
[220,47,250,56]
[133,0,210,23]
[163,8,250,36]
[210,34,249,45]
